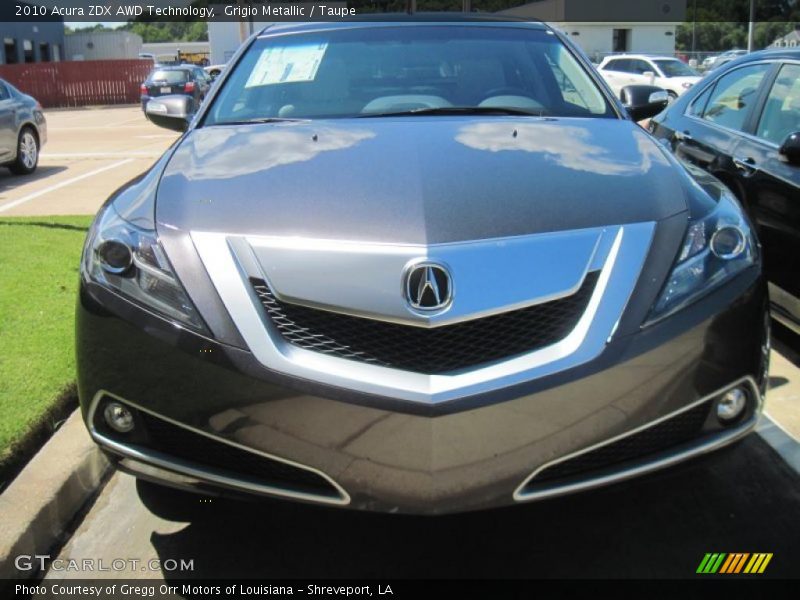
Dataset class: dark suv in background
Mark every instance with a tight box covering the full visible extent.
[140,65,212,113]
[650,49,800,334]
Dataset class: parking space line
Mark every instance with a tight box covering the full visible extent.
[0,159,135,214]
[42,152,163,158]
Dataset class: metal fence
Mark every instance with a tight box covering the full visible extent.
[0,60,153,108]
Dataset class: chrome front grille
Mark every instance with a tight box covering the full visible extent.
[251,271,600,374]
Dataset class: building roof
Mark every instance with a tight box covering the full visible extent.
[772,28,800,46]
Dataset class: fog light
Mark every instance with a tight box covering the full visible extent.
[103,402,135,433]
[96,239,133,274]
[710,226,746,260]
[716,388,747,423]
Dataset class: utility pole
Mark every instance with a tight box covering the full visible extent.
[691,0,697,54]
[747,0,756,52]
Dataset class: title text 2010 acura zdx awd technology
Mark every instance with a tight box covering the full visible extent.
[77,19,770,514]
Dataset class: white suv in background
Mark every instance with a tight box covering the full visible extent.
[598,54,702,101]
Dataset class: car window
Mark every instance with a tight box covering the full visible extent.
[0,82,8,101]
[604,58,626,72]
[149,70,189,84]
[544,45,608,114]
[756,63,800,145]
[700,63,770,132]
[631,59,653,74]
[687,84,713,117]
[206,26,614,123]
[654,59,698,78]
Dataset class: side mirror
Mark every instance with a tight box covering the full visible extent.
[779,132,800,165]
[145,95,194,132]
[621,85,669,122]
[642,70,656,84]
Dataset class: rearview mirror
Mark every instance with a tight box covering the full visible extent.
[779,132,800,166]
[620,85,669,122]
[145,95,194,132]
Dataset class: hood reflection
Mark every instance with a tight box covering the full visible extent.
[455,121,667,176]
[171,124,375,180]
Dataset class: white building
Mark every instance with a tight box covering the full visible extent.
[207,19,273,66]
[772,27,800,48]
[500,0,685,62]
[65,30,143,61]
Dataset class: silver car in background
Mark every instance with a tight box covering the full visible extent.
[0,78,46,176]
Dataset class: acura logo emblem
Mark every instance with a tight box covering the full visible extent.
[405,263,452,311]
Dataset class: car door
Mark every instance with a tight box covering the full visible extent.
[0,82,16,161]
[670,62,773,176]
[728,61,800,327]
[629,59,654,86]
[600,59,631,96]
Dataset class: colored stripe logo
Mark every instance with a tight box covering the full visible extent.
[697,553,773,574]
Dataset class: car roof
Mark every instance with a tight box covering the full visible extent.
[739,47,800,61]
[259,15,550,37]
[710,47,800,71]
[602,54,679,61]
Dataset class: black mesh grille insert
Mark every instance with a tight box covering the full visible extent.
[251,271,600,374]
[526,401,713,488]
[139,412,341,499]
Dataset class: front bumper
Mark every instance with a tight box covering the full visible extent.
[76,269,768,514]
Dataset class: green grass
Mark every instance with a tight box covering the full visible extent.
[0,216,92,472]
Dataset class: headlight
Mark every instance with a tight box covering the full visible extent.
[83,205,208,333]
[648,194,756,323]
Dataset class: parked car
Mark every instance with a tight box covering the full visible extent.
[78,18,768,514]
[650,48,800,335]
[598,54,702,100]
[708,49,748,72]
[0,78,46,175]
[140,65,212,113]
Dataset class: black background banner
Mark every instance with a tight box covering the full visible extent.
[4,579,800,600]
[3,0,800,23]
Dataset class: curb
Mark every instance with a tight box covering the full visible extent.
[0,409,110,580]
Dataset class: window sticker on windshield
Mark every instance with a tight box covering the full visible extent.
[245,42,328,87]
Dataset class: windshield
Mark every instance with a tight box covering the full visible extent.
[654,60,698,78]
[204,25,613,124]
[149,70,189,84]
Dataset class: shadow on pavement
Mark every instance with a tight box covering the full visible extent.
[137,435,800,579]
[0,166,68,193]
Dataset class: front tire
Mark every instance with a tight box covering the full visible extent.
[10,128,39,175]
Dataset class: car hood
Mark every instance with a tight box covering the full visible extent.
[156,116,687,244]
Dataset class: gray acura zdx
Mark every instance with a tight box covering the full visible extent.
[77,18,769,514]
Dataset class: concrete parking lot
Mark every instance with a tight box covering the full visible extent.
[4,106,798,580]
[0,106,178,216]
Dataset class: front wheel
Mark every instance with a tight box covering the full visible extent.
[667,91,679,104]
[10,128,39,175]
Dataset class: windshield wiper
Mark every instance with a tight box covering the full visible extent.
[208,117,310,126]
[358,106,547,118]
